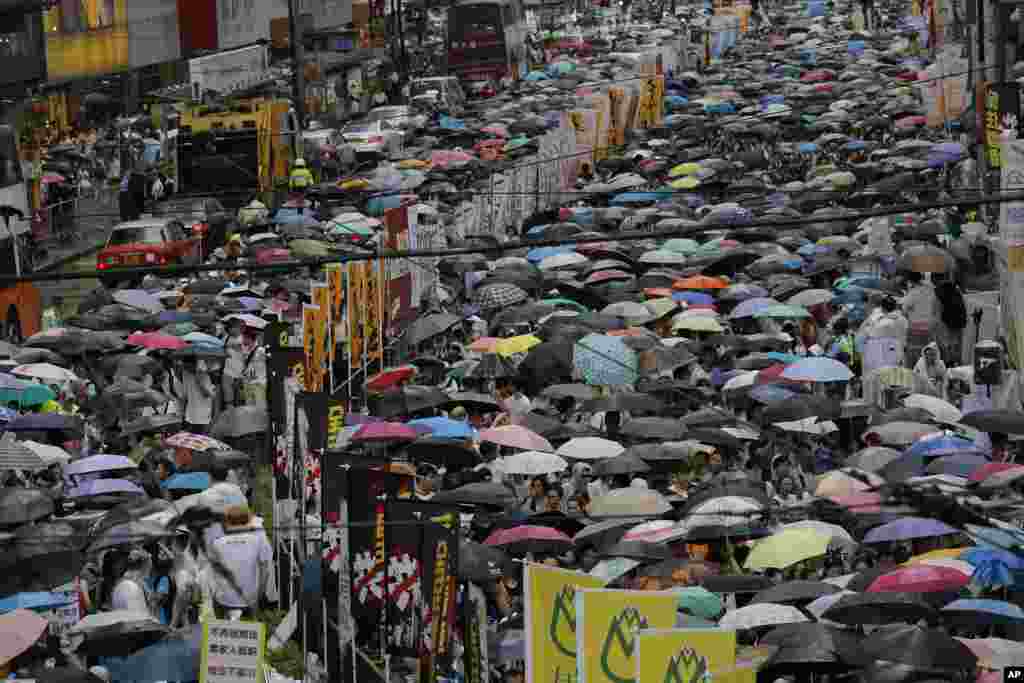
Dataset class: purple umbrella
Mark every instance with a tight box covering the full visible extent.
[729,297,780,319]
[345,414,383,426]
[238,297,264,310]
[68,479,144,498]
[65,454,137,477]
[863,516,960,544]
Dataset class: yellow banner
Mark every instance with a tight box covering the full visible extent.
[348,262,367,368]
[525,564,605,683]
[302,304,321,392]
[608,88,626,150]
[311,283,331,389]
[634,629,736,683]
[576,589,678,683]
[362,259,384,362]
[326,264,345,362]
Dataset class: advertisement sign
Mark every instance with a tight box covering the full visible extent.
[999,140,1024,368]
[302,304,323,393]
[634,629,737,683]
[524,564,606,683]
[44,0,129,80]
[326,264,345,363]
[985,82,1020,168]
[45,590,79,637]
[363,260,384,364]
[190,44,270,100]
[200,619,266,683]
[575,589,678,683]
[635,76,665,129]
[348,262,368,368]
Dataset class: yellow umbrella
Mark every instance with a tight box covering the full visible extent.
[397,159,429,170]
[495,334,542,357]
[670,176,701,190]
[669,162,702,178]
[745,528,832,570]
[339,178,369,190]
[901,547,974,566]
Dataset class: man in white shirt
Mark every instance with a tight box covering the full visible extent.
[207,506,277,617]
[199,463,248,551]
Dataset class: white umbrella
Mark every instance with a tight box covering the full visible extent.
[622,520,687,543]
[501,451,569,476]
[539,253,588,271]
[723,372,757,392]
[718,603,809,630]
[11,363,78,383]
[20,441,71,466]
[557,437,625,461]
[590,488,672,518]
[678,496,764,533]
[590,557,642,582]
[903,394,962,424]
[774,417,838,435]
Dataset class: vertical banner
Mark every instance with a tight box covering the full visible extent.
[420,511,459,683]
[384,206,413,336]
[348,262,367,371]
[327,264,345,364]
[985,83,1020,169]
[302,304,322,393]
[608,88,626,150]
[322,463,354,656]
[999,140,1024,368]
[634,629,737,683]
[635,76,665,129]
[524,564,606,683]
[364,260,384,365]
[463,583,490,683]
[312,284,331,393]
[575,589,679,683]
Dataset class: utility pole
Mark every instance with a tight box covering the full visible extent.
[288,0,306,147]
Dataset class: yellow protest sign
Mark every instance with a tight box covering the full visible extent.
[302,304,321,392]
[634,629,737,683]
[525,564,605,683]
[363,260,384,362]
[326,264,345,362]
[576,589,678,683]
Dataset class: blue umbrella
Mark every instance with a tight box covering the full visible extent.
[966,524,1024,550]
[704,102,735,114]
[962,547,1024,570]
[524,70,550,81]
[158,311,192,324]
[780,357,854,383]
[527,246,570,263]
[942,598,1024,624]
[749,385,800,404]
[766,352,801,364]
[845,140,868,151]
[365,194,409,216]
[673,291,715,306]
[970,559,1019,589]
[925,453,989,477]
[162,472,211,491]
[408,416,477,440]
[863,516,960,544]
[907,434,985,457]
[0,591,73,614]
[107,625,202,683]
[0,375,55,407]
[573,333,638,386]
[611,192,667,206]
[798,142,818,154]
[0,406,16,422]
[728,297,778,319]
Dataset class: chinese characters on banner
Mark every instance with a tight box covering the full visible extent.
[384,206,413,336]
[363,259,384,362]
[326,264,345,366]
[999,140,1024,368]
[985,82,1020,169]
[636,76,665,129]
[348,261,367,368]
[301,304,322,393]
[200,620,265,683]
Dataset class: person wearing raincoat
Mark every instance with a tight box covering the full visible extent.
[237,198,269,228]
[913,342,948,398]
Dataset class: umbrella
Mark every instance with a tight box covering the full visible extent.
[70,610,170,657]
[847,447,903,472]
[556,437,625,460]
[0,435,46,470]
[210,406,268,438]
[11,362,78,383]
[781,357,854,382]
[745,529,833,569]
[105,625,202,683]
[599,539,671,561]
[863,517,960,544]
[592,454,651,477]
[68,479,145,498]
[719,603,809,630]
[903,395,962,424]
[459,541,516,582]
[941,599,1024,626]
[501,451,568,475]
[65,454,137,476]
[759,623,868,672]
[590,557,643,583]
[589,488,673,518]
[484,525,573,555]
[821,592,937,625]
[0,609,49,666]
[162,472,211,491]
[750,580,842,606]
[674,587,724,619]
[431,482,519,509]
[351,422,419,443]
[164,432,232,452]
[861,625,976,670]
[0,488,54,526]
[960,410,1024,435]
[87,520,177,554]
[702,574,775,594]
[408,417,477,440]
[373,386,451,418]
[867,565,970,593]
[0,591,73,614]
[574,333,639,386]
[0,375,54,406]
[404,313,462,346]
[480,425,553,452]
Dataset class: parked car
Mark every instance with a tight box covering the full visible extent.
[409,76,466,113]
[97,217,200,286]
[367,105,427,133]
[340,120,405,160]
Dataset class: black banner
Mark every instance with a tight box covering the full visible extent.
[420,510,459,683]
[267,348,304,429]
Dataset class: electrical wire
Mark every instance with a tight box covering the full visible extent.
[12,188,1020,285]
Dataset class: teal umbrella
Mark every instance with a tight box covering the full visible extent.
[673,586,724,619]
[0,375,55,407]
[754,304,812,319]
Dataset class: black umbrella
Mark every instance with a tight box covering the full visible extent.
[760,623,870,673]
[625,442,691,463]
[582,393,664,414]
[0,487,55,526]
[762,397,842,424]
[444,392,500,412]
[844,566,893,591]
[404,313,461,347]
[702,574,774,594]
[372,385,450,418]
[12,348,65,365]
[527,511,585,537]
[432,482,518,509]
[592,454,651,477]
[542,384,595,401]
[37,668,106,683]
[822,592,938,626]
[88,520,177,554]
[0,521,85,592]
[74,615,171,657]
[459,541,516,582]
[404,438,479,469]
[468,354,517,380]
[750,580,841,606]
[681,407,738,428]
[620,417,687,441]
[122,414,182,435]
[685,428,744,450]
[861,625,977,670]
[517,342,574,393]
[599,540,671,561]
[210,405,269,438]
[960,409,1024,435]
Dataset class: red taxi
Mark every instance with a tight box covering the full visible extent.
[97,218,200,285]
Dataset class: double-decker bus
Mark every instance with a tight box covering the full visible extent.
[447,0,529,83]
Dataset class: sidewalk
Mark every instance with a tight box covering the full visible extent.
[35,193,116,272]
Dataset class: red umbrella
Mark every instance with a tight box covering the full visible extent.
[867,564,970,593]
[351,422,419,443]
[970,462,1024,483]
[643,287,674,299]
[126,332,187,350]
[366,366,417,392]
[255,248,292,265]
[585,270,633,285]
[484,524,573,555]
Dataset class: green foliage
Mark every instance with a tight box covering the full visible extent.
[255,607,306,681]
[252,464,275,542]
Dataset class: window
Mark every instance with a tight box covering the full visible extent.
[108,226,166,245]
[165,222,187,241]
[0,30,30,58]
[0,126,22,188]
[45,0,116,34]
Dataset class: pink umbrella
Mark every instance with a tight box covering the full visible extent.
[826,491,882,513]
[484,524,572,554]
[970,462,1024,483]
[800,70,833,83]
[896,115,927,128]
[165,431,232,452]
[351,422,419,443]
[480,425,553,452]
[867,564,970,593]
[127,332,187,350]
[468,337,501,353]
[0,609,49,666]
[255,248,293,265]
[585,269,634,285]
[41,173,66,184]
[430,149,475,168]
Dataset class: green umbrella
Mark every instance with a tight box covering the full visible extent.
[754,304,811,319]
[289,239,332,259]
[674,586,724,620]
[541,298,587,312]
[664,238,699,255]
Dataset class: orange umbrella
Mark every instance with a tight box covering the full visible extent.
[643,287,674,298]
[673,275,729,290]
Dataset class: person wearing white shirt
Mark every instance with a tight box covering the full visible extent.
[206,506,277,616]
[199,463,247,551]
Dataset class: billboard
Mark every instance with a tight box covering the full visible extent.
[189,44,269,99]
[125,0,181,69]
[44,0,129,80]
